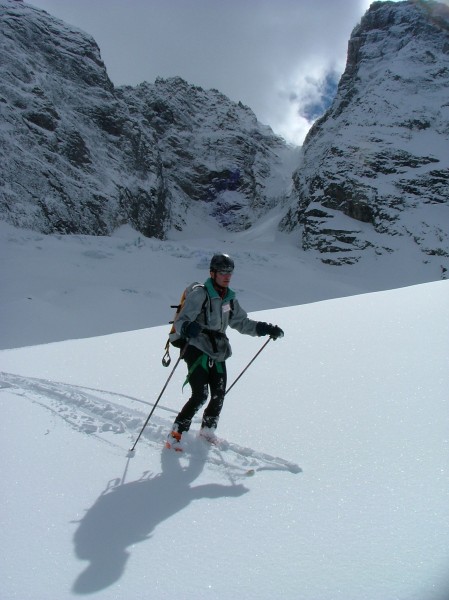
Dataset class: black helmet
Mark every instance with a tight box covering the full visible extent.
[210,253,235,273]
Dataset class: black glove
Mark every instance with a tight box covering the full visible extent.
[181,321,202,338]
[256,322,284,340]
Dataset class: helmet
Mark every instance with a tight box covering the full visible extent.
[210,253,235,273]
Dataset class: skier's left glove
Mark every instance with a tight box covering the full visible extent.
[256,322,284,340]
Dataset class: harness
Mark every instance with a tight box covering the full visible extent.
[182,328,227,389]
[183,350,225,390]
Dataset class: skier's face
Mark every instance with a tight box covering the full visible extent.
[213,271,233,288]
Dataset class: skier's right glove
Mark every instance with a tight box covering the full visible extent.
[256,322,284,340]
[182,321,202,338]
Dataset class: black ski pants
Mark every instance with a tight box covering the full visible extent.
[174,345,227,434]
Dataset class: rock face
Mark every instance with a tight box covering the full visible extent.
[2,0,449,275]
[280,0,449,265]
[0,0,293,237]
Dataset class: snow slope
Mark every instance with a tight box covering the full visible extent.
[0,218,444,350]
[1,276,448,599]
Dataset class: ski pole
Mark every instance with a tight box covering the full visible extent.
[225,337,272,397]
[129,345,187,453]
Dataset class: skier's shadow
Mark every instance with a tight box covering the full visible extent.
[71,445,248,595]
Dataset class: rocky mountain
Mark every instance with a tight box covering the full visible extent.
[280,0,449,270]
[1,0,449,278]
[0,0,294,237]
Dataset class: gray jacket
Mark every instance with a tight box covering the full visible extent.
[170,278,259,361]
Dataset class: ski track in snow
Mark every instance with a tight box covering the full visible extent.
[0,372,301,478]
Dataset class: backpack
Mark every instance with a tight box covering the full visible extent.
[162,283,208,367]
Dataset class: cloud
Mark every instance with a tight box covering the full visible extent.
[298,73,340,122]
[29,0,381,145]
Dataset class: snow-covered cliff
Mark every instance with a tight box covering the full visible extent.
[0,0,294,237]
[280,0,449,271]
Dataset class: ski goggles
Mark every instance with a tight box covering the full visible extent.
[217,268,234,274]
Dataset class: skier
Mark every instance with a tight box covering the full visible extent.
[166,253,284,450]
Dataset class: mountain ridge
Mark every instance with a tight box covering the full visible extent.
[0,0,294,238]
[1,0,448,278]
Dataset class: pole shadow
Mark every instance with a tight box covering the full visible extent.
[71,446,248,595]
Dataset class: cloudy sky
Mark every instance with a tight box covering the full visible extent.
[28,0,401,145]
